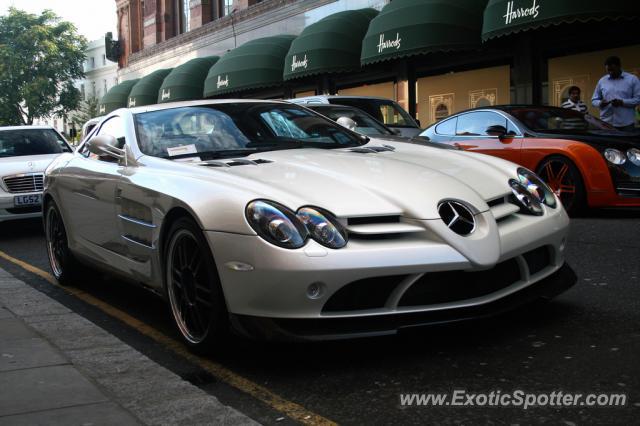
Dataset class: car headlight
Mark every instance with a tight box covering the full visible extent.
[627,148,640,166]
[509,179,543,216]
[246,200,308,249]
[516,167,557,209]
[604,148,626,165]
[297,207,347,249]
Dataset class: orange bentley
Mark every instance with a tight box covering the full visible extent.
[419,106,640,213]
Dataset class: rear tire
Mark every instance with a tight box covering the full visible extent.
[164,217,229,353]
[44,201,84,286]
[536,156,585,215]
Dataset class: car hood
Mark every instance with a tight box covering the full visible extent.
[0,154,61,177]
[187,139,517,220]
[534,130,640,150]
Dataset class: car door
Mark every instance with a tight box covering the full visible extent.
[59,116,126,256]
[451,111,523,163]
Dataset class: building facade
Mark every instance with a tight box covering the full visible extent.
[112,0,640,127]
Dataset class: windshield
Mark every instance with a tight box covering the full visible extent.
[328,98,417,128]
[310,106,393,136]
[0,129,71,158]
[509,107,615,132]
[133,103,365,159]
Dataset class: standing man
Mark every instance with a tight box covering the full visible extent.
[562,86,588,113]
[592,56,640,131]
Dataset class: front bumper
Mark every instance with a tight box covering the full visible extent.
[206,204,570,324]
[230,262,577,340]
[0,192,43,222]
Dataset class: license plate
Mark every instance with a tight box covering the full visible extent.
[14,194,42,207]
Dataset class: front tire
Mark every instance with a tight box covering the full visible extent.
[165,217,228,353]
[44,201,84,286]
[536,156,585,215]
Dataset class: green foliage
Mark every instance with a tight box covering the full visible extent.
[71,95,100,129]
[0,8,87,125]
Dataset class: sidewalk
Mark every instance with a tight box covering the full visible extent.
[0,266,258,425]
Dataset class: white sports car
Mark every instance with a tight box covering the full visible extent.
[0,126,73,222]
[43,100,576,351]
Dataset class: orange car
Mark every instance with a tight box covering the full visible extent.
[419,106,640,213]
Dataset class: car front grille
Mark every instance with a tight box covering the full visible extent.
[616,182,640,198]
[322,246,553,313]
[2,174,44,193]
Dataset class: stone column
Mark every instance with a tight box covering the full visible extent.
[190,0,213,30]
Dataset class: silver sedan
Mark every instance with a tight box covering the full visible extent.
[44,100,576,352]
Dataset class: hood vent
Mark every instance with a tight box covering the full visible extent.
[201,158,272,168]
[347,145,395,154]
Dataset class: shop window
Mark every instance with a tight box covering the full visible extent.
[456,112,506,136]
[434,103,449,121]
[174,0,190,34]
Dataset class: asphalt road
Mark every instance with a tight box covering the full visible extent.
[0,211,639,425]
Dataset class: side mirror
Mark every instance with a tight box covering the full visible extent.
[486,125,507,137]
[336,116,358,132]
[87,134,125,161]
[415,119,421,128]
[391,128,402,135]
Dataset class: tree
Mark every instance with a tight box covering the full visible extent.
[71,95,100,129]
[0,8,87,126]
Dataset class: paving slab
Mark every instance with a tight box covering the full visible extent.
[0,337,67,372]
[0,402,140,425]
[0,318,38,341]
[0,365,108,417]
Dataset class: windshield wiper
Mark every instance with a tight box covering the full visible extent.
[168,148,258,161]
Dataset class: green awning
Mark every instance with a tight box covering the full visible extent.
[127,68,173,107]
[203,35,296,97]
[158,56,219,103]
[98,79,140,115]
[361,0,486,65]
[283,9,378,81]
[482,0,640,41]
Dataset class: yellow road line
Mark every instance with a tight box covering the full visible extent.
[0,249,336,426]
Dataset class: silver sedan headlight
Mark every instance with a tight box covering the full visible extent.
[246,200,308,249]
[516,167,557,209]
[297,207,347,249]
[604,148,626,165]
[627,148,640,166]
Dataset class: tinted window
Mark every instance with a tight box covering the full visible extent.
[133,103,363,159]
[310,106,393,135]
[329,98,416,127]
[456,112,507,136]
[0,129,70,158]
[435,117,457,135]
[509,107,614,131]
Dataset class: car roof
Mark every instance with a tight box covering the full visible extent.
[0,125,57,131]
[125,98,292,114]
[289,95,398,103]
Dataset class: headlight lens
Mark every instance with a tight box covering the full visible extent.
[516,167,557,208]
[246,200,307,249]
[509,179,543,216]
[604,148,626,165]
[297,207,347,249]
[627,148,640,166]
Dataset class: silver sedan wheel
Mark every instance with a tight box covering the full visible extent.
[166,229,214,345]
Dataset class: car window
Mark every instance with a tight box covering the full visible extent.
[133,103,363,160]
[456,112,507,136]
[329,99,416,128]
[0,129,71,158]
[435,117,457,135]
[509,107,614,131]
[311,106,393,135]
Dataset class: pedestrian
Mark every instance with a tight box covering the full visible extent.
[591,56,640,132]
[561,86,588,113]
